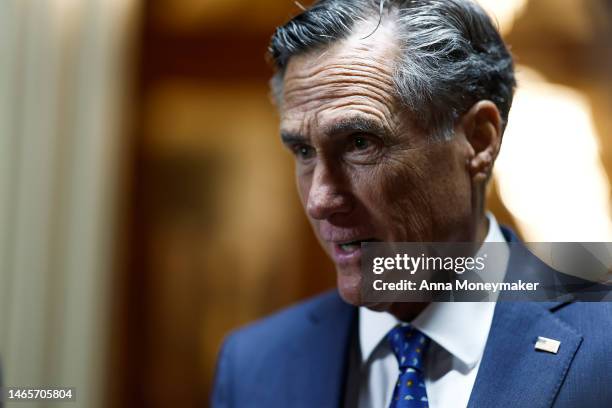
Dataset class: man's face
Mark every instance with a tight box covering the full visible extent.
[279,21,476,305]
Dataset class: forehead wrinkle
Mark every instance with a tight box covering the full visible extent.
[284,93,398,132]
[281,115,313,143]
[284,76,394,102]
[321,48,397,68]
[284,82,396,114]
[283,66,398,116]
[284,53,396,92]
[284,67,395,96]
[286,54,396,86]
[326,62,394,80]
[280,21,404,144]
[285,61,395,87]
[283,73,401,138]
[284,35,399,80]
[322,101,398,129]
[281,99,401,145]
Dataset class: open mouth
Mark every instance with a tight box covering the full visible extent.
[337,238,379,253]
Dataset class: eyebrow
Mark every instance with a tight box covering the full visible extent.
[280,116,389,145]
[280,132,306,145]
[324,116,388,138]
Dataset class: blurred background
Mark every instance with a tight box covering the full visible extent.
[0,0,610,407]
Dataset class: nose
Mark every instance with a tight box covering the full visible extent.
[306,161,352,220]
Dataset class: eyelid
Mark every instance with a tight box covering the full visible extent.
[291,142,312,151]
[343,133,385,165]
[348,133,382,148]
[285,141,307,152]
[289,142,316,163]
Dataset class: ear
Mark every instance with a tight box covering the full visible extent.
[460,101,502,183]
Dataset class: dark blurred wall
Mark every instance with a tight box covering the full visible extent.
[113,1,336,407]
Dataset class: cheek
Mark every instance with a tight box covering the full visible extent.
[427,149,474,237]
[354,155,432,240]
[382,157,433,240]
[296,172,311,208]
[356,144,471,241]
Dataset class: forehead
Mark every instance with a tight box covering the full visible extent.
[280,20,402,134]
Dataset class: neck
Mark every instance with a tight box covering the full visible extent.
[389,213,490,322]
[477,212,490,244]
[389,302,428,322]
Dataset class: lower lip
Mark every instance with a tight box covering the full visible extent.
[332,243,362,266]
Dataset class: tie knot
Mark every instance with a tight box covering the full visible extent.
[387,324,430,372]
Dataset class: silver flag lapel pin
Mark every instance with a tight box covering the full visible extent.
[535,336,561,354]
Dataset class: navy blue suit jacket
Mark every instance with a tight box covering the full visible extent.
[211,229,612,407]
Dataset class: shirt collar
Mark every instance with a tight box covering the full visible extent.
[359,212,508,367]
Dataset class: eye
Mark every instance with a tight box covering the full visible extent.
[345,134,383,164]
[352,135,370,150]
[347,134,378,153]
[292,144,316,161]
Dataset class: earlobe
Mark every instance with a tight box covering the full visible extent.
[462,101,502,181]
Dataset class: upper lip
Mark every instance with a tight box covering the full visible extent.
[319,221,378,244]
[333,238,379,245]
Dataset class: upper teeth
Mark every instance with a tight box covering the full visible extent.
[341,242,359,249]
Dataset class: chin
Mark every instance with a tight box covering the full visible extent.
[336,266,363,306]
[362,302,393,312]
[335,264,395,313]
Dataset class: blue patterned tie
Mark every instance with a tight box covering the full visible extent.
[387,324,431,408]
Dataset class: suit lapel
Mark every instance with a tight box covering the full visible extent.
[288,292,357,407]
[469,229,583,407]
[468,302,582,408]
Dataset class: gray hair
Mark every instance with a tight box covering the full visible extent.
[269,0,516,139]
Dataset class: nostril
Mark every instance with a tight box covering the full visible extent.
[307,190,352,220]
[306,194,330,220]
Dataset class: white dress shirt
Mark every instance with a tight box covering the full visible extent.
[357,213,509,408]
